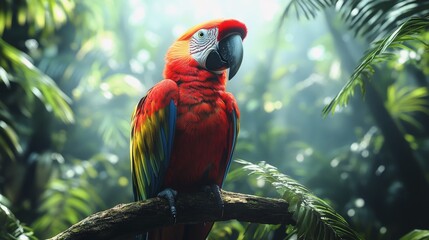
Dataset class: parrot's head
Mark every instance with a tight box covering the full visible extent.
[164,19,247,82]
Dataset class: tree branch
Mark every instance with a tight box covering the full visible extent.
[49,190,295,240]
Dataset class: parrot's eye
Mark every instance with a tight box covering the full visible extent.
[190,28,217,57]
[194,29,208,40]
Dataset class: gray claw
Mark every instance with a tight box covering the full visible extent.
[157,188,178,223]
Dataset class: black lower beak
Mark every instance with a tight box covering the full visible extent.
[205,34,244,80]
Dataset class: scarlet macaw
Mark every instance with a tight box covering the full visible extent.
[130,19,247,240]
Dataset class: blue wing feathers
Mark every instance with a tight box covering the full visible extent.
[221,109,238,186]
[167,100,177,161]
[147,100,177,198]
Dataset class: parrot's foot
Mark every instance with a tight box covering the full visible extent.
[204,184,224,218]
[157,188,178,223]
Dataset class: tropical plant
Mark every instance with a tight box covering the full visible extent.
[400,230,429,240]
[281,0,429,39]
[279,0,429,239]
[0,203,37,240]
[322,16,429,115]
[1,0,428,239]
[236,159,362,240]
[0,0,74,36]
[281,1,429,115]
[385,85,429,131]
[0,0,138,238]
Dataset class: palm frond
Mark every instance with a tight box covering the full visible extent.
[0,203,38,240]
[322,16,429,116]
[280,0,335,23]
[400,229,429,240]
[340,0,429,40]
[281,0,429,40]
[236,159,362,240]
[385,85,429,130]
[0,38,74,123]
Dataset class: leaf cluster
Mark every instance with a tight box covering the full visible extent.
[237,159,362,240]
[0,203,37,240]
[322,17,429,115]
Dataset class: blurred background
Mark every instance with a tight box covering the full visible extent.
[1,0,428,239]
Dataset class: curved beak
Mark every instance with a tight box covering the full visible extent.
[205,33,244,80]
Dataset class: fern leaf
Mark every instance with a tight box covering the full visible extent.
[236,159,362,240]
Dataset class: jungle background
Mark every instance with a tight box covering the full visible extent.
[1,0,429,239]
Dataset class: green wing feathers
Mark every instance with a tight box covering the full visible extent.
[130,80,178,201]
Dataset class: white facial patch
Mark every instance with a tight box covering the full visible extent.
[190,28,218,68]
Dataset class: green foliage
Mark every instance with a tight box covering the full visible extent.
[0,116,21,161]
[0,0,74,36]
[72,71,143,148]
[385,85,429,130]
[0,194,11,207]
[1,3,77,153]
[0,38,74,123]
[336,1,429,40]
[400,230,429,240]
[322,16,429,115]
[281,1,429,116]
[0,0,428,239]
[1,1,136,238]
[236,159,362,240]
[281,0,429,39]
[32,178,100,237]
[209,220,246,240]
[0,37,73,163]
[0,203,37,240]
[248,224,280,240]
[30,151,129,238]
[281,0,335,21]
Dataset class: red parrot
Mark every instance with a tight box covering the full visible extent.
[130,19,247,240]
